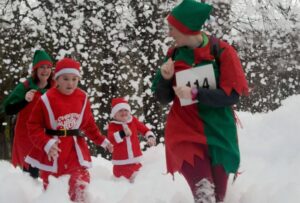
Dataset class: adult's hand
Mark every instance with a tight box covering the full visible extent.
[25,89,37,102]
[161,58,174,80]
[173,86,192,99]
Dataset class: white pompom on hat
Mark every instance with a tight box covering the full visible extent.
[110,97,131,118]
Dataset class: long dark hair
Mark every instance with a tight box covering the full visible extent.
[31,69,56,89]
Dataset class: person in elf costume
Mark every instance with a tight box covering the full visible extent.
[1,50,55,178]
[108,97,156,182]
[25,57,113,202]
[151,0,249,202]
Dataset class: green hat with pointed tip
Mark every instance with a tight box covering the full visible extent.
[32,50,53,70]
[167,0,213,35]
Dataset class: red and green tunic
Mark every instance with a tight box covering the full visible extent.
[152,35,248,175]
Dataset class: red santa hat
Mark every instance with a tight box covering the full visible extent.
[54,57,81,79]
[110,97,131,118]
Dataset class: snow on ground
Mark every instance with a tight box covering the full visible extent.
[1,95,300,203]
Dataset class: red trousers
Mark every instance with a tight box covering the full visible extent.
[113,163,142,180]
[40,167,90,202]
[180,152,228,202]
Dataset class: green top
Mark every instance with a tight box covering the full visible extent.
[1,77,48,113]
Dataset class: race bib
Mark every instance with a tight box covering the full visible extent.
[176,64,216,106]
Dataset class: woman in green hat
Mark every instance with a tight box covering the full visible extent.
[152,0,249,202]
[2,50,55,178]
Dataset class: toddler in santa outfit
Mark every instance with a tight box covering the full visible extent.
[108,97,156,182]
[25,57,113,202]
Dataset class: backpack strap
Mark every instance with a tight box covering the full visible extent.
[166,47,178,61]
[22,79,30,91]
[209,36,222,67]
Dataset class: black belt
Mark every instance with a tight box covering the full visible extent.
[45,129,82,137]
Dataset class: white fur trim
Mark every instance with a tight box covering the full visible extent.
[73,136,92,168]
[110,103,131,118]
[125,136,134,159]
[44,139,57,154]
[110,115,133,124]
[55,68,81,79]
[145,131,155,139]
[74,93,88,128]
[113,131,123,143]
[112,156,142,165]
[41,94,57,129]
[25,155,58,172]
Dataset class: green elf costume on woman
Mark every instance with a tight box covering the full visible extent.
[152,0,248,202]
[2,50,54,178]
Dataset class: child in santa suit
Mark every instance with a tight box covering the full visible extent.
[108,98,156,182]
[25,57,113,202]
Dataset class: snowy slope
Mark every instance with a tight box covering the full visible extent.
[0,95,300,203]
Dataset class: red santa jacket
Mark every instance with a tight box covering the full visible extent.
[25,88,109,173]
[108,116,154,165]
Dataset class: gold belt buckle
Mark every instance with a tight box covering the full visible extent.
[60,129,67,137]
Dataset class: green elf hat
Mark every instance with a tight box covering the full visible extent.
[32,50,53,71]
[167,0,213,35]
